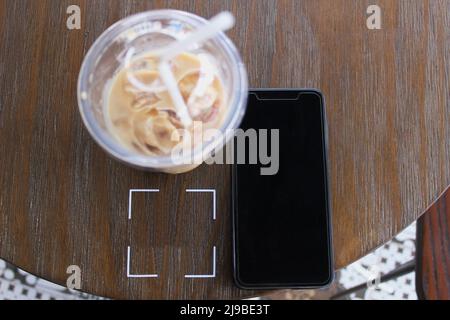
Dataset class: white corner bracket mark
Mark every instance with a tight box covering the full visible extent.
[184,189,217,278]
[128,189,160,220]
[127,246,159,278]
[126,188,217,279]
[127,189,160,278]
[186,189,216,220]
[184,246,217,278]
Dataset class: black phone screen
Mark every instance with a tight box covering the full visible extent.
[233,90,333,288]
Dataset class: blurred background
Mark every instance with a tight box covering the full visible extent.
[0,222,417,300]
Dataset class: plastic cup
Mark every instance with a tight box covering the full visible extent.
[77,10,248,173]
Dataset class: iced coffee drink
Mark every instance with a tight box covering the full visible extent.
[78,10,247,173]
[107,51,227,157]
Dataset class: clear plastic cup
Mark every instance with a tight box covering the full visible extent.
[77,10,248,173]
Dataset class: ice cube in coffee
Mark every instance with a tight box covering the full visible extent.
[107,51,228,159]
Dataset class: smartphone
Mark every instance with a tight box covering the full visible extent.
[232,89,333,289]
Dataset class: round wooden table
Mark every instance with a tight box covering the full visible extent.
[0,0,449,299]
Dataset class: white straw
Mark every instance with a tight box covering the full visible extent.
[158,61,193,126]
[125,11,236,127]
[159,11,235,62]
[157,11,235,127]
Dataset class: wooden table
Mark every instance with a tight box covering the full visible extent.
[0,0,449,299]
[416,188,450,300]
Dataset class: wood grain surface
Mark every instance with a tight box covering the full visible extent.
[416,187,450,300]
[0,0,449,299]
